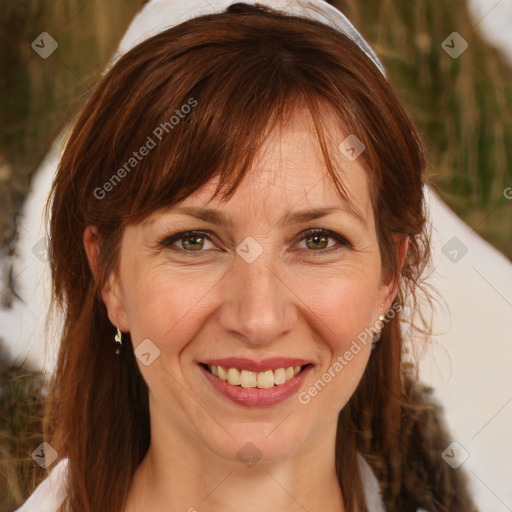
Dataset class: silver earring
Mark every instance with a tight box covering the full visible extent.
[371,304,386,349]
[114,326,123,355]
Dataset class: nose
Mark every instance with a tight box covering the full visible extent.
[216,250,298,346]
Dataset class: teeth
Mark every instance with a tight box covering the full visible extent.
[240,370,257,388]
[274,368,286,385]
[257,370,274,389]
[207,365,303,388]
[227,368,241,385]
[218,366,228,381]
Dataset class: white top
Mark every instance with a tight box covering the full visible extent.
[14,453,429,511]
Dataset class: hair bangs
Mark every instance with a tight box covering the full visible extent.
[85,17,375,229]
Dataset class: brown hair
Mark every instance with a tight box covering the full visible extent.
[44,3,477,512]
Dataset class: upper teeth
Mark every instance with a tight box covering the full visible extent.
[209,365,302,388]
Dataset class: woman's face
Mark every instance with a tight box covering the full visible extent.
[97,109,399,465]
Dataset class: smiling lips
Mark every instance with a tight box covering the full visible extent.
[208,364,302,388]
[199,357,313,407]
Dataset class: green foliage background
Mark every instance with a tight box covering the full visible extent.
[0,0,511,510]
[346,0,512,258]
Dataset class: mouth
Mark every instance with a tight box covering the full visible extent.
[199,363,312,389]
[198,359,314,407]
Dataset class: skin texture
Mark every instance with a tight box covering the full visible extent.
[84,108,407,512]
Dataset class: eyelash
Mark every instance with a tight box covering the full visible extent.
[158,228,352,257]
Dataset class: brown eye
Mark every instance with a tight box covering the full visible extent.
[159,230,215,254]
[305,233,330,250]
[181,234,206,251]
[298,229,351,254]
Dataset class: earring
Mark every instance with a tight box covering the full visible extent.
[114,325,123,355]
[371,304,386,349]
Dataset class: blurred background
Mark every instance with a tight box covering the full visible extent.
[1,0,511,510]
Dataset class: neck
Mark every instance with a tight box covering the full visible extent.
[123,395,345,512]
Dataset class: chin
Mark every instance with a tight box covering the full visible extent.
[198,418,312,467]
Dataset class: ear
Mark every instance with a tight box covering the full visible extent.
[83,225,100,279]
[377,233,409,313]
[83,226,129,331]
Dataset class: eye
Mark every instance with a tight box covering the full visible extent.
[296,228,351,255]
[159,230,215,255]
[159,228,351,257]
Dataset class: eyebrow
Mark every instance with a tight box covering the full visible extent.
[171,204,368,229]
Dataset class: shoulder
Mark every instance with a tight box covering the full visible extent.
[15,455,428,512]
[14,458,69,512]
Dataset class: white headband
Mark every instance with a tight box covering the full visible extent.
[118,0,386,76]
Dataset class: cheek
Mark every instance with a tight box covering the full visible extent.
[120,263,220,357]
[120,268,205,408]
[296,264,381,350]
[298,275,377,412]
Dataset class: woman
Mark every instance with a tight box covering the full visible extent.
[16,1,477,511]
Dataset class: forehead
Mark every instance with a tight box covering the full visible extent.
[194,108,371,216]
